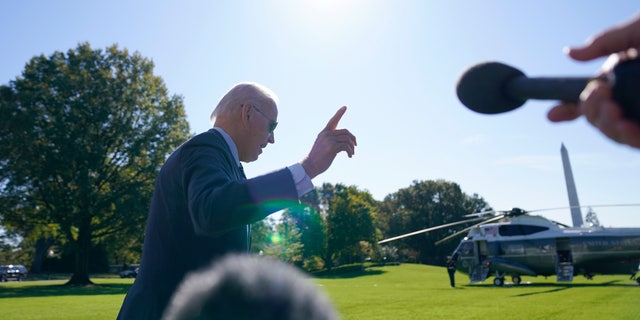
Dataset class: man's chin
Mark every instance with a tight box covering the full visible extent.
[247,152,261,163]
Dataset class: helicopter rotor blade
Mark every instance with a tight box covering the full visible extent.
[377,216,487,244]
[525,203,640,226]
[464,210,498,218]
[434,214,505,246]
[550,220,571,228]
[527,203,640,214]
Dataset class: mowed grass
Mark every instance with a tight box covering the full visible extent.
[0,264,638,319]
[318,264,640,320]
[0,278,129,320]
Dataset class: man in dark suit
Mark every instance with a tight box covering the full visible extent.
[445,256,456,288]
[117,82,357,319]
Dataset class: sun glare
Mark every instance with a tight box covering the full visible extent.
[290,0,368,35]
[302,0,362,14]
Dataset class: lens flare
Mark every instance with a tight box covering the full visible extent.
[270,234,282,244]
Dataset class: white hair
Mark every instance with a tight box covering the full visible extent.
[209,82,279,124]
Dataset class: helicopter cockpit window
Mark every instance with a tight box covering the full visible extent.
[498,225,549,236]
[457,242,473,255]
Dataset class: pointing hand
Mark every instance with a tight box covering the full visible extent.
[301,106,357,179]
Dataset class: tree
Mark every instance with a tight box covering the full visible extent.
[274,212,305,264]
[255,213,304,264]
[297,189,328,266]
[250,217,277,255]
[254,186,332,272]
[584,207,600,227]
[0,43,190,285]
[377,180,490,265]
[325,184,377,266]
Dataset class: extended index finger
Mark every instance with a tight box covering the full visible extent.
[569,15,640,61]
[324,106,347,131]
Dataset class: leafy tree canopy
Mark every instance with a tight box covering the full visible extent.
[378,179,490,265]
[0,43,190,285]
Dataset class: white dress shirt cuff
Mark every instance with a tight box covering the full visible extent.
[288,163,314,196]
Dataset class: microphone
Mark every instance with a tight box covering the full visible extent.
[455,58,640,123]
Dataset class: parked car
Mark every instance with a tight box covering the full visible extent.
[0,264,28,282]
[119,266,139,278]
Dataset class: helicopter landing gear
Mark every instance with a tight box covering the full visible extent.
[493,271,506,286]
[512,275,522,285]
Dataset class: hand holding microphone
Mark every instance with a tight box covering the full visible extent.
[549,14,640,149]
[456,14,640,149]
[547,53,640,149]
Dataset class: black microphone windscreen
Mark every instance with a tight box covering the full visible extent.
[456,62,527,114]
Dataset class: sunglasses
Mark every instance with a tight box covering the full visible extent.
[251,105,278,133]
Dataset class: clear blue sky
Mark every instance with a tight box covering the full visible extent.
[2,1,639,227]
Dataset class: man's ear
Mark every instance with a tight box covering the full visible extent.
[240,103,252,127]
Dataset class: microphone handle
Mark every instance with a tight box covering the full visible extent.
[506,57,640,124]
[505,77,589,103]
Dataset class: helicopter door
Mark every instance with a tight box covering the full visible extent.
[470,240,489,283]
[556,237,574,282]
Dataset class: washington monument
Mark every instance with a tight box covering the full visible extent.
[561,143,584,227]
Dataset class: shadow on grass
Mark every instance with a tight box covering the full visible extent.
[315,269,387,279]
[469,279,632,290]
[0,283,131,299]
[514,287,571,296]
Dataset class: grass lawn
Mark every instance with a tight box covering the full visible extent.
[319,264,640,320]
[0,264,638,319]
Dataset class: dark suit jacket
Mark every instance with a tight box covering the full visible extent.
[117,129,299,319]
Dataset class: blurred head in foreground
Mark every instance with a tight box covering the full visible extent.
[162,254,340,320]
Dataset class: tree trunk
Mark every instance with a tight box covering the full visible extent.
[66,217,94,286]
[30,238,54,274]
